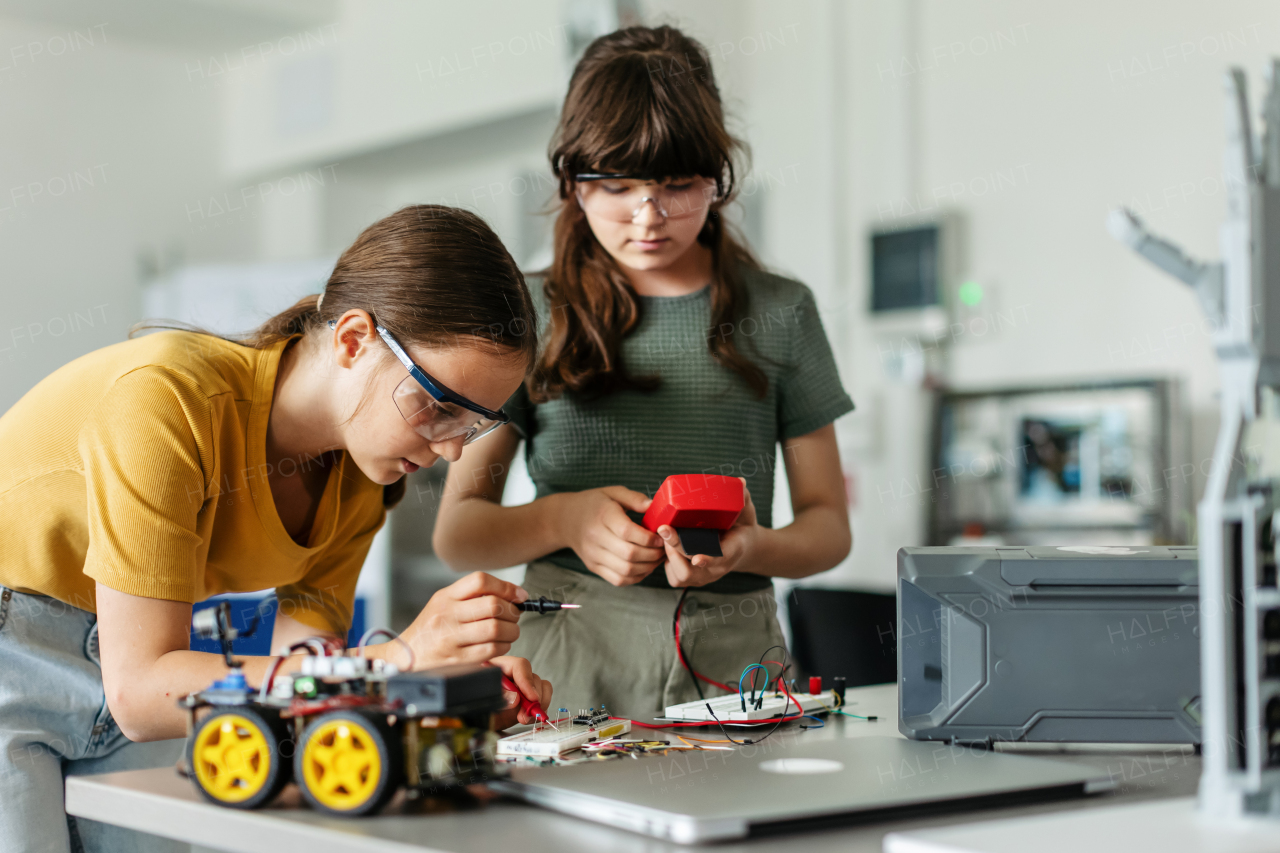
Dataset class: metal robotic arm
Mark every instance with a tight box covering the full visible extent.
[1105,207,1225,327]
[1108,61,1280,821]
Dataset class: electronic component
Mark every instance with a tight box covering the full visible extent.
[385,665,505,717]
[571,707,610,726]
[662,689,841,722]
[496,709,631,757]
[300,655,370,678]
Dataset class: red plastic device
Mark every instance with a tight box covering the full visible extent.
[642,474,744,533]
[641,474,744,557]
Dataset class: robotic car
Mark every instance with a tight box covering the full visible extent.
[178,600,507,816]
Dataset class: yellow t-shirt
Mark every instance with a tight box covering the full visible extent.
[0,330,386,635]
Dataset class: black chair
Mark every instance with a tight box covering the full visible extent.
[787,587,897,688]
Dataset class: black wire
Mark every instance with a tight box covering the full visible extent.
[756,644,788,694]
[704,703,752,745]
[673,588,706,702]
[747,643,793,746]
[241,594,278,638]
[674,592,796,746]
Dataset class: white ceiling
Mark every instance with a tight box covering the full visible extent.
[0,0,339,52]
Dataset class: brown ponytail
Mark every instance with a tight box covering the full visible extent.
[133,205,538,506]
[235,293,324,349]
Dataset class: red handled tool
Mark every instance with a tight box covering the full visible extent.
[501,675,550,727]
[641,474,745,557]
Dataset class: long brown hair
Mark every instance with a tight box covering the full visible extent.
[135,205,536,506]
[529,25,767,402]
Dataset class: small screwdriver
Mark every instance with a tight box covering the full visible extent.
[517,596,581,614]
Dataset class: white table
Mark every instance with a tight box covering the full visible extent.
[64,684,1199,852]
[884,797,1280,853]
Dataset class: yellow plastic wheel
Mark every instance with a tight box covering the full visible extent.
[296,710,402,816]
[188,708,289,808]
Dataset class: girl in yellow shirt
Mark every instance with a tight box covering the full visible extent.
[0,206,551,853]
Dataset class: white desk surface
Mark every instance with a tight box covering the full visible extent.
[885,796,1280,853]
[64,684,1201,853]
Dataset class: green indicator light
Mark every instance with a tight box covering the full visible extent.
[958,280,983,307]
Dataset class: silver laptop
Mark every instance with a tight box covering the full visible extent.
[490,735,1114,843]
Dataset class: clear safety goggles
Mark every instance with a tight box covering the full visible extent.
[375,324,509,445]
[573,173,720,223]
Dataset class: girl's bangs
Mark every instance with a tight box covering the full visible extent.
[572,68,730,182]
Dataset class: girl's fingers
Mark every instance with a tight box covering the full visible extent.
[660,529,696,584]
[607,538,664,563]
[444,571,529,604]
[600,485,653,513]
[586,556,637,587]
[586,535,660,581]
[452,595,523,624]
[604,509,663,548]
[452,617,520,649]
[491,655,545,704]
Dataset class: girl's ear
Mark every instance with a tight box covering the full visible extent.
[332,310,378,368]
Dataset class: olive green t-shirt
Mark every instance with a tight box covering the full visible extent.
[506,268,854,593]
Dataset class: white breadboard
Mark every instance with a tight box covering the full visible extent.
[496,718,631,757]
[663,689,839,721]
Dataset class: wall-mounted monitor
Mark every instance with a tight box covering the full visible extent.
[870,223,941,312]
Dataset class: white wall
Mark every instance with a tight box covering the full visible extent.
[221,0,568,179]
[835,0,1279,588]
[0,16,255,412]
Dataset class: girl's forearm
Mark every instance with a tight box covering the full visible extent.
[118,641,412,743]
[110,650,312,742]
[740,504,852,579]
[433,493,570,571]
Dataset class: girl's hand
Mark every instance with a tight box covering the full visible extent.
[558,486,665,586]
[399,572,528,667]
[488,655,554,729]
[661,479,761,587]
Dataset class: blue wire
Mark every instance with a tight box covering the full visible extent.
[738,664,770,701]
[801,714,825,727]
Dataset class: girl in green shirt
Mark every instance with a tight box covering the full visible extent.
[434,26,853,719]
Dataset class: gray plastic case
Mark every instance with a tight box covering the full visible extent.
[897,545,1201,745]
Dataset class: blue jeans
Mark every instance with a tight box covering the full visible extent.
[0,586,188,853]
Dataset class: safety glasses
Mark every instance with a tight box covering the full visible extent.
[573,173,720,223]
[375,324,509,445]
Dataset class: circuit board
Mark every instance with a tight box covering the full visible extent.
[496,709,632,757]
[662,689,841,721]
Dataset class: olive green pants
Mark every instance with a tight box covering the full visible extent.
[509,561,787,721]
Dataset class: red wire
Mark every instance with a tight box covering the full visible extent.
[659,596,807,732]
[673,599,733,693]
[616,715,809,729]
